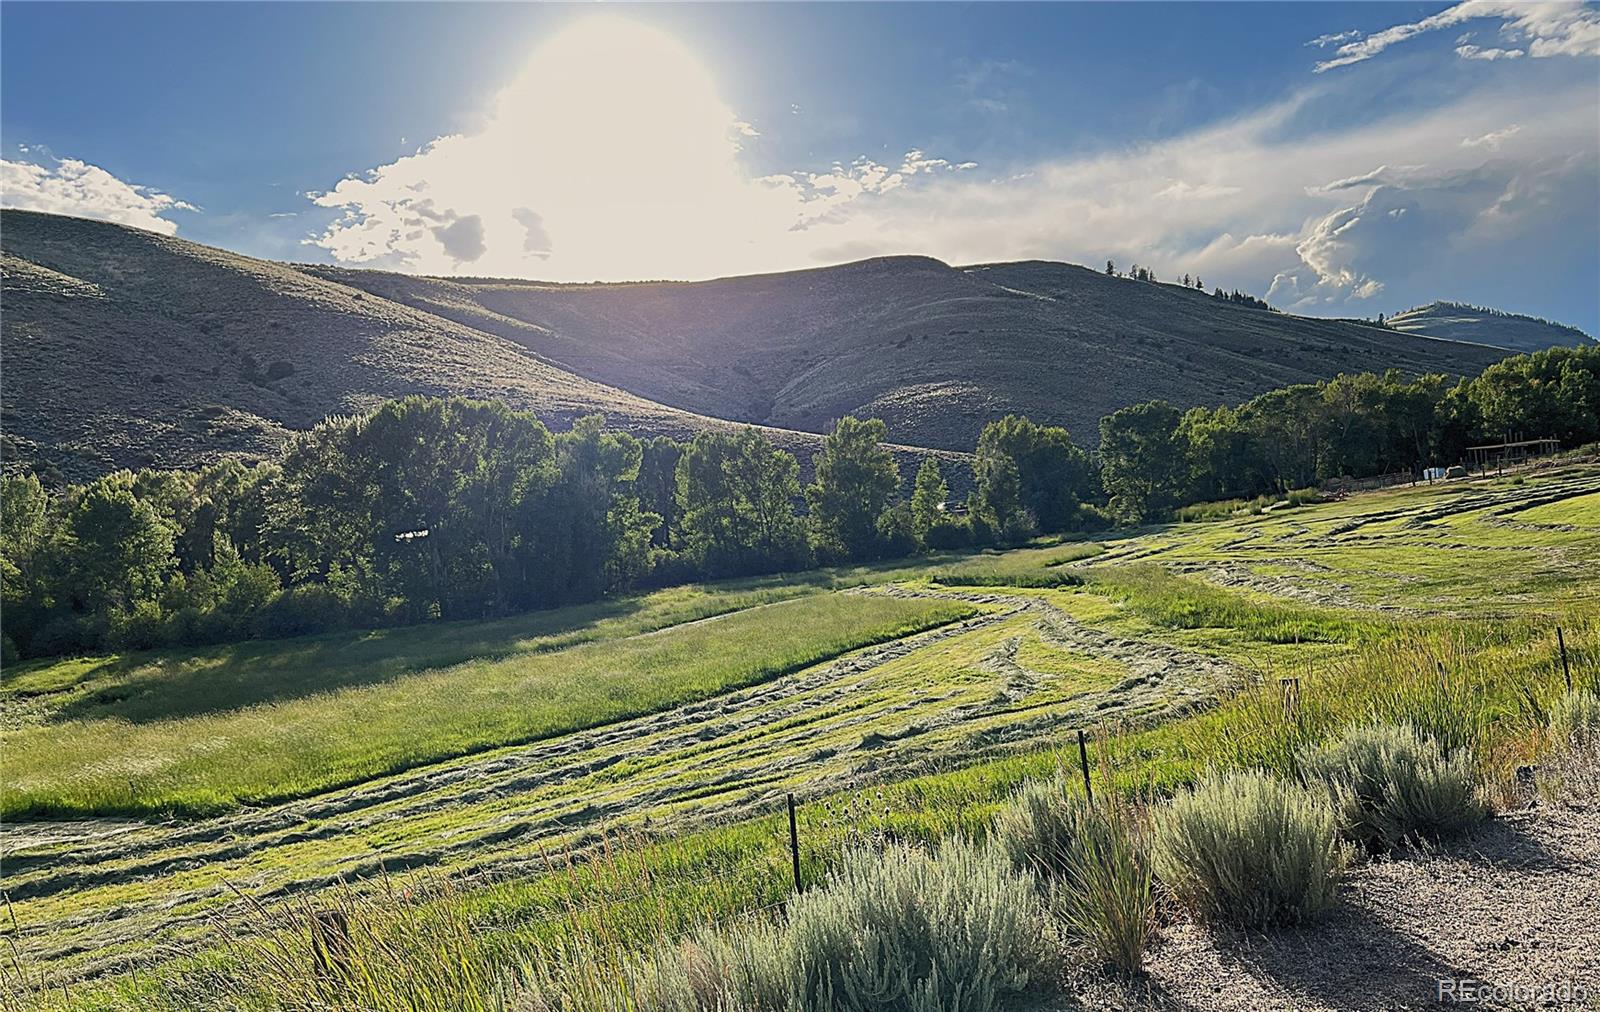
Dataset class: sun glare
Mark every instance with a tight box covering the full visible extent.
[310,17,805,279]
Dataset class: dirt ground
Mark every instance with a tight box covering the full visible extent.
[1052,801,1600,1011]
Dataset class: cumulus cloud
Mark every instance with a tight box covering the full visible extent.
[308,16,1596,323]
[0,155,194,234]
[1314,1,1600,72]
[310,17,969,279]
[767,77,1596,316]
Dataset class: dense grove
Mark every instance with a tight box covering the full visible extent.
[1099,344,1599,521]
[2,345,1594,659]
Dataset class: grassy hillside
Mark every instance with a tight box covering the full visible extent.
[306,256,1512,450]
[0,211,965,482]
[3,210,1511,480]
[4,464,1594,995]
[1387,300,1594,353]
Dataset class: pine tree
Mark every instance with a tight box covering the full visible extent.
[1105,259,1116,277]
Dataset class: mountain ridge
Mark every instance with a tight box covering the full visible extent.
[1385,301,1594,354]
[3,209,1516,481]
[301,253,1511,451]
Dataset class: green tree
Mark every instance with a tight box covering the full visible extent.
[1098,401,1187,523]
[636,436,685,550]
[529,415,655,605]
[909,458,949,547]
[677,428,807,576]
[60,476,177,614]
[973,415,1094,532]
[806,416,899,561]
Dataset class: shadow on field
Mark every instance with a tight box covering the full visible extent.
[1197,903,1471,1011]
[46,596,653,725]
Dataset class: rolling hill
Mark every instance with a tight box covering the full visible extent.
[1385,301,1594,354]
[0,210,963,483]
[3,209,1512,481]
[302,256,1511,451]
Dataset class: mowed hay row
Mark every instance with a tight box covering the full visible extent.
[1,593,979,819]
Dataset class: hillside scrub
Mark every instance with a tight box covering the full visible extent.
[1297,724,1488,853]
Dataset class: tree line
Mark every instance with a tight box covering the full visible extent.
[1098,344,1599,522]
[3,344,1594,660]
[0,404,1099,660]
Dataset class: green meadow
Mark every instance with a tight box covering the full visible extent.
[5,464,1597,1009]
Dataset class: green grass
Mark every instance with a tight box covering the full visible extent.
[9,466,1598,1009]
[927,541,1103,588]
[1081,564,1373,645]
[2,583,819,723]
[1,593,976,819]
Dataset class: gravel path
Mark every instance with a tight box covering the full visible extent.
[1053,802,1600,1011]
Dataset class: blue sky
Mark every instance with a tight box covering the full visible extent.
[4,2,1597,332]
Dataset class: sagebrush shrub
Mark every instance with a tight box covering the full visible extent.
[782,839,1050,1012]
[994,779,1152,974]
[1298,723,1487,853]
[1153,771,1346,929]
[994,778,1091,879]
[611,839,1050,1012]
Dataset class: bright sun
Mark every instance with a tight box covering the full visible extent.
[315,17,805,279]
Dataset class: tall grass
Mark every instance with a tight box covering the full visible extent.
[993,780,1153,974]
[928,542,1101,589]
[1173,487,1323,523]
[1153,771,1348,929]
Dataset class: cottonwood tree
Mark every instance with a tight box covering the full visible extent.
[1098,400,1187,523]
[677,428,807,576]
[807,416,899,561]
[973,415,1095,534]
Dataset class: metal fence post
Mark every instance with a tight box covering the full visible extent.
[1077,728,1093,804]
[787,793,803,893]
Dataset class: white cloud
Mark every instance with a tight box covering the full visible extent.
[1462,125,1521,149]
[1306,29,1361,49]
[1314,1,1600,72]
[309,16,1596,323]
[766,77,1596,315]
[0,156,194,235]
[310,18,967,279]
[1456,44,1524,61]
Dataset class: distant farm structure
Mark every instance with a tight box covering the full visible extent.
[1465,437,1562,474]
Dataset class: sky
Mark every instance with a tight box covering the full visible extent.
[3,1,1598,332]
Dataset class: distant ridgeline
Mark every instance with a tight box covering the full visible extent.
[1385,301,1594,354]
[3,344,1596,663]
